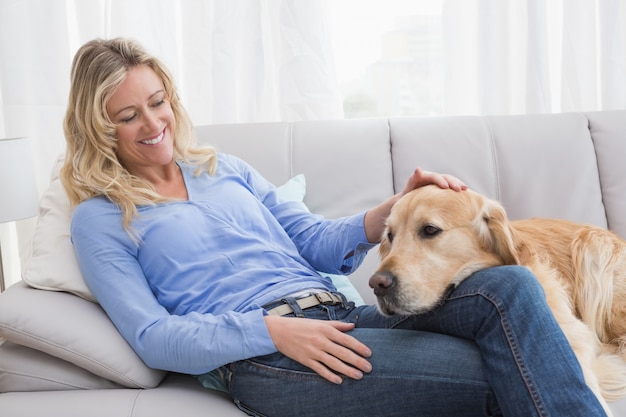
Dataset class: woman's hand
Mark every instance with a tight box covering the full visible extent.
[363,167,467,243]
[264,315,372,384]
[400,167,466,196]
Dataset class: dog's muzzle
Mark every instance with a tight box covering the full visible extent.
[369,270,396,297]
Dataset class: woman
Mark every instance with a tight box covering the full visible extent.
[61,38,607,417]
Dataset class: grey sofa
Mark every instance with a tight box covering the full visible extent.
[1,111,626,415]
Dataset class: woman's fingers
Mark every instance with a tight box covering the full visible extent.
[264,316,372,384]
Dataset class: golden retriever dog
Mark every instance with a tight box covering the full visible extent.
[369,185,626,415]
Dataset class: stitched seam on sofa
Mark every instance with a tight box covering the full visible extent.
[0,366,109,390]
[288,122,294,178]
[128,388,143,417]
[484,117,501,201]
[0,324,149,387]
[386,118,396,193]
[583,112,609,225]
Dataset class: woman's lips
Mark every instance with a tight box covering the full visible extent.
[140,129,165,145]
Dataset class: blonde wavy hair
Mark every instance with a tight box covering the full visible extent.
[61,38,217,233]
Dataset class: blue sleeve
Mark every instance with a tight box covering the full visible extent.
[224,155,376,274]
[70,199,277,374]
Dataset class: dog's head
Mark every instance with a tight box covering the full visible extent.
[369,185,520,315]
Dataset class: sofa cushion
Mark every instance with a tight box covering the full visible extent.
[0,340,121,392]
[389,113,607,227]
[483,113,606,226]
[0,373,245,417]
[586,110,626,240]
[0,282,166,389]
[200,118,395,220]
[22,154,95,302]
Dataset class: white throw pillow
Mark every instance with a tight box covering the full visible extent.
[22,154,95,301]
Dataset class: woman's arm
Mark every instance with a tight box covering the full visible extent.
[70,198,277,374]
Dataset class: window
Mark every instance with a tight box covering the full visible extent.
[329,1,444,118]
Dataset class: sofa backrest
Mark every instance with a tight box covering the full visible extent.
[195,118,395,220]
[585,111,626,237]
[196,110,626,303]
[389,113,608,225]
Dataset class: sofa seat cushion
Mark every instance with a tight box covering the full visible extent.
[0,340,121,392]
[0,373,244,417]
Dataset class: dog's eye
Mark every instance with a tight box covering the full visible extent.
[386,230,394,243]
[419,224,441,239]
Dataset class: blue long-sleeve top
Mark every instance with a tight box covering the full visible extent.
[70,153,374,374]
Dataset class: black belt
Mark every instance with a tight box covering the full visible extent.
[265,291,344,316]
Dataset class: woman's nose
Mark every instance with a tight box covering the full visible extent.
[143,110,160,131]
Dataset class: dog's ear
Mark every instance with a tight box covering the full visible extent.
[476,198,520,265]
[378,229,391,258]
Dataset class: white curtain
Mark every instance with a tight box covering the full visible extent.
[441,0,626,115]
[2,0,624,189]
[0,0,341,185]
[0,0,341,287]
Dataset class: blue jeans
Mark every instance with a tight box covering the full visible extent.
[220,266,607,417]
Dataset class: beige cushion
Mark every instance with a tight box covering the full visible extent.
[22,155,95,302]
[0,373,244,417]
[0,340,121,392]
[0,282,166,388]
[586,110,626,240]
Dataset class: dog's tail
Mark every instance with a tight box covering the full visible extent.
[594,348,626,401]
[571,227,626,344]
[572,227,626,401]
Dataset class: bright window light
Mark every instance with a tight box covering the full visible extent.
[328,0,444,118]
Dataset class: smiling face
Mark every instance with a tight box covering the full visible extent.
[106,65,176,178]
[369,185,512,315]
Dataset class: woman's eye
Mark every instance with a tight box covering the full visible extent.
[152,99,165,108]
[419,224,441,238]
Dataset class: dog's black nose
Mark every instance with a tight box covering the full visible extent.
[369,270,396,296]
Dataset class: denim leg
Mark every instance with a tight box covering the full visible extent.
[224,266,606,417]
[226,300,499,416]
[227,328,499,417]
[390,265,607,417]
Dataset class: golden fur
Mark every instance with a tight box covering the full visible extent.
[371,185,626,414]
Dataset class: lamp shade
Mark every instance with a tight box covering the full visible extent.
[0,137,39,223]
